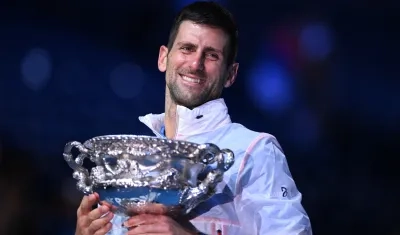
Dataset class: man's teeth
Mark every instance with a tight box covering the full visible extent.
[182,75,200,84]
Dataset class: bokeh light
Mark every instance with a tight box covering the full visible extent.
[299,22,333,61]
[246,60,294,115]
[20,48,52,91]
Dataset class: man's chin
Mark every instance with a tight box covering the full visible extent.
[168,88,209,109]
[175,98,206,110]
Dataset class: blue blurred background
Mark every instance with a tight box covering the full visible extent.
[0,0,399,234]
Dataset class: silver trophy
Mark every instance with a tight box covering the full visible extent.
[63,135,234,216]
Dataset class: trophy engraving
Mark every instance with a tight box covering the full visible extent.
[63,135,234,216]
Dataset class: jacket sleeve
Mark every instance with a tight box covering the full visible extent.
[234,135,312,235]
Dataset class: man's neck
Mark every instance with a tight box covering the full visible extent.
[164,91,177,139]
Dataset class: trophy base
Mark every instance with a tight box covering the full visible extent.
[95,186,185,216]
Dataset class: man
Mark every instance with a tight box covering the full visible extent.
[75,1,312,234]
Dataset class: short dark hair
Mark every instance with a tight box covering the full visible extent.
[167,1,238,66]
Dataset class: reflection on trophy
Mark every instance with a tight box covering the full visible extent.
[63,135,234,216]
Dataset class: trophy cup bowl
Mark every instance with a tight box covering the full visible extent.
[63,135,234,217]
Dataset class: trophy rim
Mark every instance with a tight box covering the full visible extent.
[83,134,200,143]
[82,134,202,150]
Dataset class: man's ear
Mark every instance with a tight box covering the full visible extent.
[224,62,239,88]
[158,45,168,72]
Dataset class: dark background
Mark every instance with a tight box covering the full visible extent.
[0,0,399,234]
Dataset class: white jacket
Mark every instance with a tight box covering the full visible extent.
[107,98,312,235]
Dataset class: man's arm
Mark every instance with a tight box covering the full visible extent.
[234,136,312,235]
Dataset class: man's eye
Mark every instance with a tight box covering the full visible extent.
[207,53,219,60]
[180,47,192,52]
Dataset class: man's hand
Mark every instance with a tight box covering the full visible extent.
[75,193,114,235]
[124,214,197,235]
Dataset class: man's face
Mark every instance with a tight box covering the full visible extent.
[158,21,238,109]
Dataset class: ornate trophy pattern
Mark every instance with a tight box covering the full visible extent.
[63,135,234,216]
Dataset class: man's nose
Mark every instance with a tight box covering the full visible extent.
[190,54,205,71]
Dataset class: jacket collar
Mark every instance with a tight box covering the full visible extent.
[138,98,232,140]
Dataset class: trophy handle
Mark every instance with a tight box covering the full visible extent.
[217,149,234,171]
[63,141,93,194]
[199,144,234,172]
[181,147,235,213]
[198,148,234,188]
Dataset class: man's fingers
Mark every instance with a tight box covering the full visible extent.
[127,223,165,235]
[87,205,110,221]
[88,212,114,234]
[127,203,167,215]
[78,194,98,216]
[93,222,112,235]
[100,200,118,212]
[124,214,150,227]
[124,214,167,228]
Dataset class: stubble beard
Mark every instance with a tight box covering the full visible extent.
[166,74,211,109]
